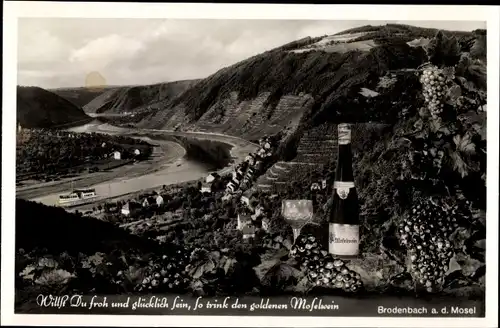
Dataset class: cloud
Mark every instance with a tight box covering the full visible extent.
[18,30,70,65]
[69,34,145,70]
[16,18,486,89]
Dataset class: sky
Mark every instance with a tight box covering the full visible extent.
[17,19,486,89]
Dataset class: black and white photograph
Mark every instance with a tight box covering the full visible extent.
[2,2,498,327]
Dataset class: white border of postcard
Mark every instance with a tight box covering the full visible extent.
[2,2,499,327]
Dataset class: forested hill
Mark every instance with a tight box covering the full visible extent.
[17,86,92,129]
[82,79,200,114]
[137,24,486,140]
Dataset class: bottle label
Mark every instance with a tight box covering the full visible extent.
[338,123,351,145]
[333,181,355,199]
[329,223,360,256]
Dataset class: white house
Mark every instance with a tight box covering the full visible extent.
[101,142,106,148]
[113,151,122,160]
[237,213,252,231]
[134,149,141,156]
[245,168,254,180]
[200,183,212,194]
[156,195,164,206]
[241,196,250,207]
[241,190,253,207]
[226,182,236,193]
[121,202,140,216]
[142,198,150,207]
[242,225,256,240]
[121,203,130,216]
[264,142,271,149]
[205,173,220,184]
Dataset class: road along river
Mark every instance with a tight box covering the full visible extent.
[24,122,259,207]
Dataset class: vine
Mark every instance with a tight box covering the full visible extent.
[395,31,486,293]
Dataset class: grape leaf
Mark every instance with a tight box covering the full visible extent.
[294,276,314,294]
[418,106,429,118]
[34,269,75,286]
[261,262,302,289]
[414,119,424,131]
[446,84,462,106]
[446,256,462,275]
[442,66,456,80]
[424,31,460,67]
[429,118,442,133]
[38,257,58,269]
[454,133,476,155]
[450,151,469,178]
[456,76,477,93]
[19,264,36,279]
[455,53,472,77]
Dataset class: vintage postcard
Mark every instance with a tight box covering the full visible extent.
[1,2,498,327]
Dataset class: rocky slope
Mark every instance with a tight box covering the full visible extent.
[17,86,92,129]
[82,80,199,114]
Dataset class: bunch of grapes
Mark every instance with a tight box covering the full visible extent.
[398,198,460,292]
[290,234,363,292]
[420,66,448,119]
[126,249,192,293]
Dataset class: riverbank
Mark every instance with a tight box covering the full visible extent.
[16,139,184,200]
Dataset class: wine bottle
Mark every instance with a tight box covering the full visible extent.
[328,123,360,258]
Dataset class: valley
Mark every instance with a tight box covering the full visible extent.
[13,23,487,308]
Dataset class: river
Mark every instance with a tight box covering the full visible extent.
[28,121,258,207]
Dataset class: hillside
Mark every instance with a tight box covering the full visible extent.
[51,86,119,108]
[82,80,200,115]
[136,24,487,294]
[14,199,164,303]
[17,86,92,129]
[137,24,485,139]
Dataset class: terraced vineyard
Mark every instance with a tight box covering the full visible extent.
[256,162,326,193]
[257,123,337,192]
[168,92,313,141]
[294,122,338,163]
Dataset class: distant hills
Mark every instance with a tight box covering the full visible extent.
[51,86,118,108]
[17,86,92,129]
[81,80,199,114]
